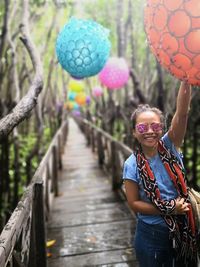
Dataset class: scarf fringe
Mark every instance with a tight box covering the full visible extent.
[170,231,197,263]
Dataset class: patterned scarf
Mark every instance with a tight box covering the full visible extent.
[135,140,197,264]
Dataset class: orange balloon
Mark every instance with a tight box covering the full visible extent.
[178,38,190,57]
[148,28,160,48]
[193,55,200,69]
[160,33,179,55]
[144,0,200,85]
[185,30,200,54]
[158,50,171,67]
[169,65,186,80]
[168,11,191,37]
[192,17,200,29]
[67,102,74,110]
[164,0,183,11]
[153,5,168,31]
[184,0,200,17]
[75,93,86,106]
[172,54,192,71]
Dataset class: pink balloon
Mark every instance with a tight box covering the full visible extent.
[98,57,129,89]
[92,86,103,97]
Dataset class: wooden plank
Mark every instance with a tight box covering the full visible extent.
[48,194,126,214]
[48,202,133,228]
[48,249,138,267]
[47,220,135,256]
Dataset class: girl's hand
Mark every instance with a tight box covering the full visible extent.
[173,197,190,215]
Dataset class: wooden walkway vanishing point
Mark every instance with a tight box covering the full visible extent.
[47,118,138,267]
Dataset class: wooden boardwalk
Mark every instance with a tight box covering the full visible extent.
[47,118,138,267]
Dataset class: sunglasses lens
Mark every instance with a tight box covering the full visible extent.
[136,124,148,133]
[136,123,162,133]
[151,123,162,132]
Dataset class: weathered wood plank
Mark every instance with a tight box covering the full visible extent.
[48,196,128,216]
[48,203,133,228]
[48,248,138,267]
[48,220,135,256]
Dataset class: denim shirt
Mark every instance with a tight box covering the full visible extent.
[122,132,184,225]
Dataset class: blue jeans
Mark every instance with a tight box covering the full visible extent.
[134,220,174,267]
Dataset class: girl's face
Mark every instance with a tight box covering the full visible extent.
[133,111,163,151]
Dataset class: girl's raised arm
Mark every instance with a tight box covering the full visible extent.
[168,81,191,149]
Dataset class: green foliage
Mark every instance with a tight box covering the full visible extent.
[113,120,125,141]
[9,125,53,203]
[43,125,53,149]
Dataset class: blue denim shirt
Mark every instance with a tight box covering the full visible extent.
[122,132,184,225]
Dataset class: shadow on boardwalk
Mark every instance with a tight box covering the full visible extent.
[47,118,138,267]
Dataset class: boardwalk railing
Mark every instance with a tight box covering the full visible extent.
[75,118,132,194]
[0,121,68,267]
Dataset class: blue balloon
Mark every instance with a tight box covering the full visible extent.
[56,17,111,79]
[73,102,80,110]
[68,91,76,101]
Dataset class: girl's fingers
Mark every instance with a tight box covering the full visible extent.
[175,198,189,213]
[183,203,189,209]
[179,198,185,204]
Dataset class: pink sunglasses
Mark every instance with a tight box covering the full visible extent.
[135,122,163,134]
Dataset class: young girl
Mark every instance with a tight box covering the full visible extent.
[123,82,198,266]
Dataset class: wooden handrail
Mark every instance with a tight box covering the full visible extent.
[75,118,132,193]
[0,120,68,267]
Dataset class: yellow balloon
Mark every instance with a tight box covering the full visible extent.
[68,79,84,93]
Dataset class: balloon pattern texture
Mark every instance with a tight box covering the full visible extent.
[144,0,200,85]
[56,17,111,79]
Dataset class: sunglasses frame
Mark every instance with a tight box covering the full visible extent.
[135,122,163,134]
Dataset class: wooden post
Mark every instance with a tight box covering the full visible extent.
[34,183,47,267]
[58,134,62,170]
[45,164,50,217]
[97,132,104,167]
[85,123,90,146]
[28,183,47,267]
[111,141,118,190]
[52,145,58,197]
[63,120,68,144]
[91,128,95,152]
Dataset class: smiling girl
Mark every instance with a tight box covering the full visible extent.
[123,82,198,267]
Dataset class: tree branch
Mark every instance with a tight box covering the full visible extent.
[0,0,43,138]
[130,68,146,103]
